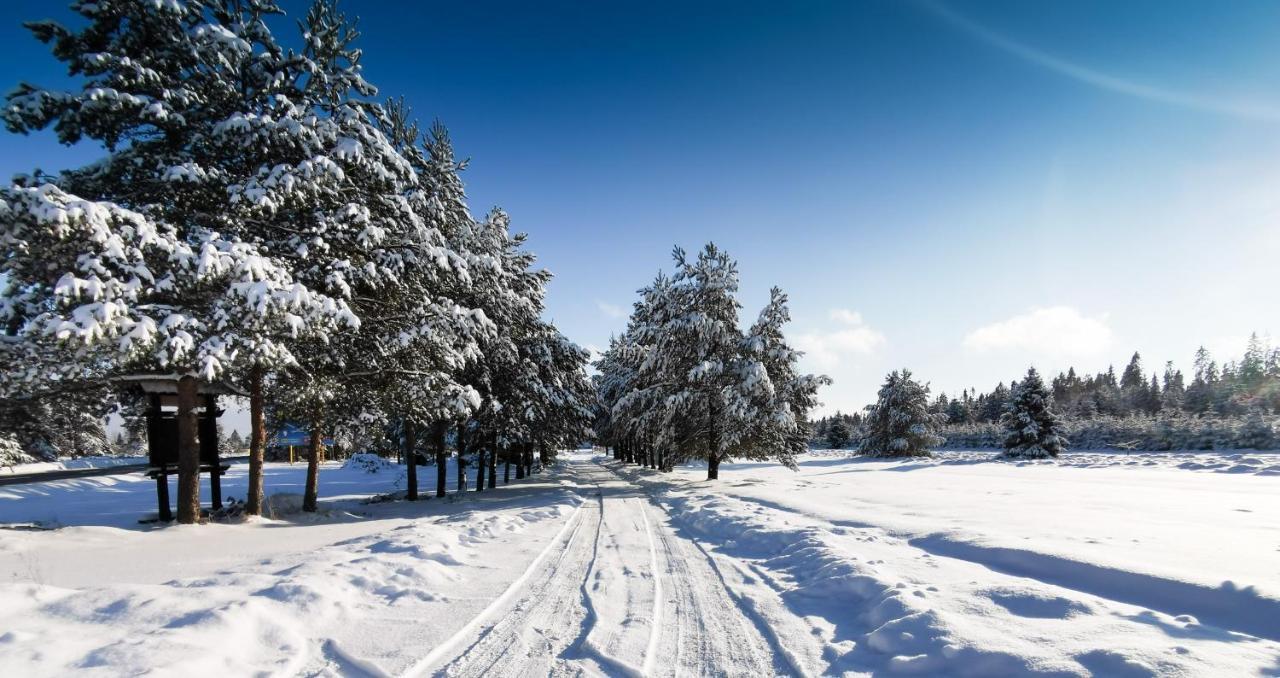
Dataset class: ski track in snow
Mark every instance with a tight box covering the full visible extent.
[423,462,786,678]
[612,456,1280,677]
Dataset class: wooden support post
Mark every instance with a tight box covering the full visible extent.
[156,472,172,522]
[209,467,222,510]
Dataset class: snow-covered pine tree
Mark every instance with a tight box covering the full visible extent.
[826,419,853,449]
[1161,361,1186,412]
[327,103,491,501]
[604,245,827,478]
[979,383,1008,422]
[0,182,310,522]
[520,323,594,469]
[859,369,944,457]
[603,272,671,468]
[3,0,359,521]
[1235,410,1276,450]
[481,225,559,484]
[0,389,114,460]
[632,244,744,479]
[734,287,830,468]
[257,1,500,509]
[1000,367,1067,459]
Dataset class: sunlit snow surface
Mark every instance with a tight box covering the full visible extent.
[0,450,1276,676]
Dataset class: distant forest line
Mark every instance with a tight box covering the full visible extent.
[815,334,1280,451]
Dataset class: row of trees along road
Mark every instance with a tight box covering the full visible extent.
[593,244,830,479]
[0,0,593,523]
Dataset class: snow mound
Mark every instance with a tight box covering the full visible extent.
[342,453,396,474]
[265,493,305,518]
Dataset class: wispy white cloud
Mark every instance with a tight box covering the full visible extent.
[828,308,864,326]
[795,308,886,369]
[924,1,1280,123]
[963,306,1112,358]
[596,300,626,319]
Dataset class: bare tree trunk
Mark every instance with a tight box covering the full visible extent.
[246,365,266,516]
[175,375,201,524]
[456,422,468,493]
[707,401,720,480]
[503,444,511,483]
[488,433,498,489]
[540,444,549,466]
[304,416,322,511]
[515,442,525,479]
[475,441,486,493]
[434,421,448,498]
[405,421,418,501]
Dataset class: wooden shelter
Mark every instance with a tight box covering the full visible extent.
[117,375,244,521]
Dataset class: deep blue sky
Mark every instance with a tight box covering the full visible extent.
[3,1,1278,413]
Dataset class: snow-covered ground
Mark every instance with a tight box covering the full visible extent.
[1,450,1277,676]
[0,456,583,675]
[631,450,1280,676]
[0,456,147,476]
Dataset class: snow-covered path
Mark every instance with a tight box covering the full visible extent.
[421,461,785,677]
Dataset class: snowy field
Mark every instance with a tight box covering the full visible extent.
[0,450,1277,676]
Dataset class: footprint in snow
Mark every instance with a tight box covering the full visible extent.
[986,589,1090,619]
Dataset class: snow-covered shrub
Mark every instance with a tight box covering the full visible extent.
[939,422,1002,449]
[343,453,396,474]
[265,493,306,518]
[938,413,1280,452]
[0,432,35,467]
[1235,412,1277,450]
